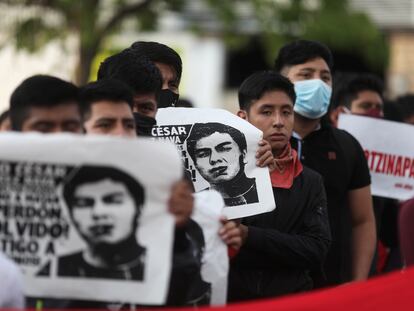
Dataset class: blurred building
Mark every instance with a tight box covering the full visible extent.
[351,0,414,97]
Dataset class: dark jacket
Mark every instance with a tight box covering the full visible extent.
[228,166,331,301]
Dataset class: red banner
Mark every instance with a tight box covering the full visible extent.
[178,266,414,311]
[10,266,414,311]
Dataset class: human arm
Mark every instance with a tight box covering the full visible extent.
[348,185,376,281]
[168,179,194,227]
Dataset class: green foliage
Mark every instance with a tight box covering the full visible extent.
[249,0,388,72]
[13,17,63,52]
[0,0,388,82]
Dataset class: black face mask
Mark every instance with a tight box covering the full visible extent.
[158,89,179,108]
[133,113,156,137]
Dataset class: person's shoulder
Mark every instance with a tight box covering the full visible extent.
[329,127,361,145]
[300,165,323,183]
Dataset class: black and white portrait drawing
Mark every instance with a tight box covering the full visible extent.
[58,165,146,280]
[155,107,276,220]
[186,123,258,207]
[0,134,181,305]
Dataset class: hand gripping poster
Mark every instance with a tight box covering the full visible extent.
[191,190,228,306]
[154,107,275,219]
[0,133,181,306]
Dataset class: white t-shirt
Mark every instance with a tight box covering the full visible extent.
[0,252,24,308]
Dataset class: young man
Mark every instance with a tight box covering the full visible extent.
[228,71,331,301]
[275,40,376,286]
[329,73,384,127]
[80,79,136,137]
[97,50,162,120]
[130,41,182,108]
[9,75,82,134]
[8,75,198,307]
[79,78,237,307]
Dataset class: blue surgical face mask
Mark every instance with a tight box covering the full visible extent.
[294,79,332,119]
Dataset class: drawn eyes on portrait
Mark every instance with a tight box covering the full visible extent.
[216,142,233,153]
[195,148,211,159]
[102,193,125,205]
[72,197,94,208]
[72,193,125,209]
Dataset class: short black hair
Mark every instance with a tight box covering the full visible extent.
[331,72,383,109]
[396,94,414,121]
[238,71,296,111]
[186,122,247,164]
[63,165,145,214]
[79,79,134,121]
[274,40,334,73]
[130,41,182,84]
[0,109,9,127]
[175,98,194,108]
[97,49,162,97]
[9,75,79,131]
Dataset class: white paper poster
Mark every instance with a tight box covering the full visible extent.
[0,133,181,305]
[338,114,414,200]
[154,107,275,219]
[192,190,228,306]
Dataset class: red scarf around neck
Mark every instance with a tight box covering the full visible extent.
[270,143,303,189]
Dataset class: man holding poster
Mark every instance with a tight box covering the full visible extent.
[228,71,331,301]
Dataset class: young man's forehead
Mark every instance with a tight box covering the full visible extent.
[252,90,294,108]
[282,57,331,73]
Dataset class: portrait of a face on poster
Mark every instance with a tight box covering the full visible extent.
[0,133,181,305]
[154,107,275,219]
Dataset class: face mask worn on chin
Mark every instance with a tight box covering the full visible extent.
[353,109,383,119]
[158,89,179,108]
[133,113,156,137]
[294,79,332,119]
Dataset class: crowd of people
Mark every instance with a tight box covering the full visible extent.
[0,38,413,309]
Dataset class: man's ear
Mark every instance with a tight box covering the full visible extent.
[329,106,348,128]
[237,110,247,120]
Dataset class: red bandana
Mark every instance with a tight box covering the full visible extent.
[270,143,303,189]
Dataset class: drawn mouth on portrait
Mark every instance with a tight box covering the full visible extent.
[88,224,114,238]
[209,166,227,177]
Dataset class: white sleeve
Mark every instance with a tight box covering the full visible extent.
[0,253,25,309]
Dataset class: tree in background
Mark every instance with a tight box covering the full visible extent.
[0,0,388,85]
[207,0,388,74]
[0,0,184,85]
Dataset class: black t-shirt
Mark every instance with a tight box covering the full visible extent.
[291,124,371,286]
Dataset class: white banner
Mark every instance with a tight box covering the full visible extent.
[192,190,228,306]
[0,133,181,305]
[154,108,275,220]
[338,114,414,200]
